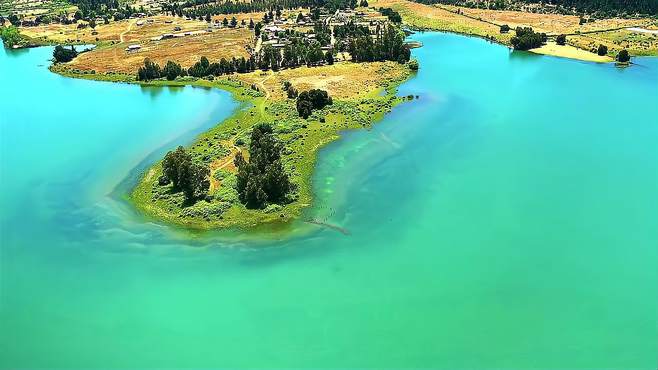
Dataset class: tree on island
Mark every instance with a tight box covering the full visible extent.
[597,44,608,56]
[162,146,210,203]
[510,27,547,51]
[617,49,630,63]
[234,124,293,209]
[500,24,510,33]
[53,45,78,63]
[556,34,566,45]
[296,89,332,118]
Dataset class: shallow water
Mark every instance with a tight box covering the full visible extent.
[1,33,657,368]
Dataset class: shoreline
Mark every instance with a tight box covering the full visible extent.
[373,0,657,63]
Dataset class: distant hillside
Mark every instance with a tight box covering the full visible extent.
[522,0,657,16]
[412,0,658,16]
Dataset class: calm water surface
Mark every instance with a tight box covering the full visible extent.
[1,33,656,368]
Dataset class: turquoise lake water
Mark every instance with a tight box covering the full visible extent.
[1,32,657,368]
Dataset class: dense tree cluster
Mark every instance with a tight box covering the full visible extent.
[0,26,22,48]
[348,25,411,63]
[66,0,140,22]
[378,7,402,23]
[260,36,333,70]
[510,27,546,50]
[161,146,210,203]
[163,61,184,80]
[234,124,293,209]
[53,45,78,62]
[164,0,362,19]
[165,0,307,19]
[137,58,163,80]
[188,55,258,76]
[296,89,333,118]
[333,21,371,39]
[136,56,261,81]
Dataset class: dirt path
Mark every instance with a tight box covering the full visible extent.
[209,143,242,191]
[119,19,136,43]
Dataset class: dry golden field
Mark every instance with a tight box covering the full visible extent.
[370,0,512,43]
[569,29,658,56]
[20,15,211,44]
[70,27,252,73]
[447,5,650,35]
[234,61,410,101]
[369,0,658,59]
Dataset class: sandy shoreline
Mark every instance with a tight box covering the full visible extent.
[530,42,613,63]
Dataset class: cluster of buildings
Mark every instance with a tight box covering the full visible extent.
[256,8,388,52]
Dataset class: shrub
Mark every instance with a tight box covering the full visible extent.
[53,45,78,63]
[556,34,566,46]
[597,44,608,56]
[510,27,546,51]
[617,49,630,63]
[296,89,332,118]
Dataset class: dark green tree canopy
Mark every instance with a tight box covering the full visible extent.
[235,124,293,209]
[617,49,630,62]
[597,44,608,56]
[296,89,333,118]
[53,45,78,63]
[162,146,210,202]
[510,27,547,51]
[556,34,566,45]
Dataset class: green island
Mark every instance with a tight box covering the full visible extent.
[54,61,412,229]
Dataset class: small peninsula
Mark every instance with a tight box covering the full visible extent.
[29,3,416,229]
[2,0,655,229]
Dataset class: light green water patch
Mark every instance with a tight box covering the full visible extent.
[1,34,657,368]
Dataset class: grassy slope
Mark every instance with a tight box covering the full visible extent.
[52,63,412,230]
[371,0,512,44]
[371,0,658,59]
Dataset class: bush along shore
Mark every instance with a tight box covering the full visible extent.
[50,61,414,230]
